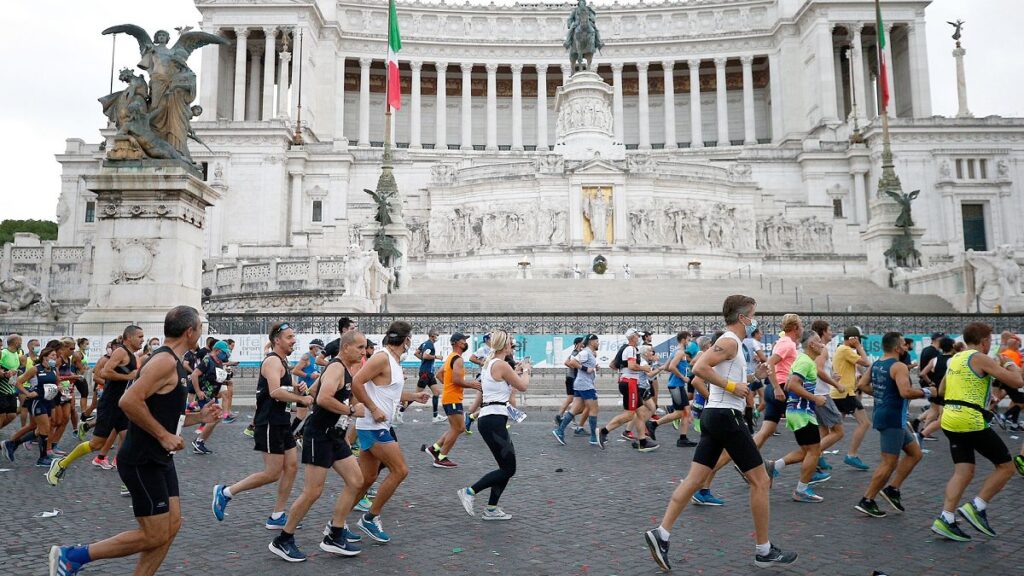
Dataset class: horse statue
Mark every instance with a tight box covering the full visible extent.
[564,0,604,73]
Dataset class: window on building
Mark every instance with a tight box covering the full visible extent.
[832,198,844,218]
[85,201,95,223]
[961,203,987,252]
[955,159,963,179]
[967,159,976,179]
[201,162,209,181]
[979,159,988,179]
[312,200,323,223]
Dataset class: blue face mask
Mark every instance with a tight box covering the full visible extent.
[744,318,758,338]
[218,351,229,362]
[47,359,57,369]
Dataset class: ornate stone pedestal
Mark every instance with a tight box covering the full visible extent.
[75,162,220,330]
[863,198,924,287]
[553,71,625,161]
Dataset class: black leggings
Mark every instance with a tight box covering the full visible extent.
[471,414,516,506]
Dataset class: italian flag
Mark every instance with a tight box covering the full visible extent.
[875,0,889,112]
[387,0,402,111]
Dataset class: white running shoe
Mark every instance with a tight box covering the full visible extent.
[457,487,475,516]
[482,507,512,521]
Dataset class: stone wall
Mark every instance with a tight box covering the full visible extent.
[0,233,91,320]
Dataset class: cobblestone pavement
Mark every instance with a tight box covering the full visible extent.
[3,407,1021,575]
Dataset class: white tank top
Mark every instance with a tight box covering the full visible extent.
[479,359,511,418]
[355,350,405,431]
[705,330,747,411]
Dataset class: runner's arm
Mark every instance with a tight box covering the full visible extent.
[814,354,843,392]
[693,338,748,397]
[853,341,871,367]
[491,359,530,392]
[667,350,686,381]
[973,352,1024,389]
[855,366,873,394]
[267,359,310,404]
[786,373,819,403]
[98,348,135,382]
[565,355,582,369]
[314,363,351,415]
[690,375,710,398]
[290,355,309,377]
[15,367,38,397]
[351,353,388,417]
[892,362,926,399]
[452,358,482,391]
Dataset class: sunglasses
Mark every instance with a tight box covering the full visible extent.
[270,322,292,340]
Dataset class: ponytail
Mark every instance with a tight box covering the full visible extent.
[485,330,510,364]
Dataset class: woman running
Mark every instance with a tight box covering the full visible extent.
[2,345,61,466]
[457,330,531,521]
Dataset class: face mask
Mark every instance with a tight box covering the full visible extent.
[32,347,40,355]
[218,351,229,362]
[744,318,758,338]
[47,359,57,369]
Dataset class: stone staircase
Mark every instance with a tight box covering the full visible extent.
[387,277,955,313]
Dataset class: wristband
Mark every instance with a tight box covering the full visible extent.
[923,387,932,399]
[725,381,737,394]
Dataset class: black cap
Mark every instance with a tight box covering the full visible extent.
[583,334,599,344]
[310,338,324,348]
[930,332,946,341]
[451,332,468,344]
[573,337,584,345]
[844,326,862,339]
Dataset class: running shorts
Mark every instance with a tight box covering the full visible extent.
[443,402,464,416]
[943,427,1011,465]
[997,382,1024,404]
[73,379,88,397]
[0,394,16,414]
[574,388,598,401]
[564,376,575,396]
[793,422,821,446]
[763,395,786,423]
[639,387,654,403]
[302,428,353,468]
[254,424,297,455]
[618,378,640,411]
[878,425,916,455]
[93,392,129,439]
[693,408,763,472]
[29,398,52,417]
[356,428,396,451]
[417,371,436,389]
[833,396,864,415]
[118,460,179,518]
[669,387,689,410]
[814,396,843,428]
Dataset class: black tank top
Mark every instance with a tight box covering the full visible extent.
[118,347,189,466]
[254,353,293,427]
[305,359,352,434]
[106,344,139,398]
[34,366,59,407]
[932,353,952,390]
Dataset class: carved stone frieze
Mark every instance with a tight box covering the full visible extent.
[110,238,158,284]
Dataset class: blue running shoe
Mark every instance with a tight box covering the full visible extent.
[691,488,724,506]
[36,456,54,467]
[48,546,83,576]
[817,456,832,470]
[212,484,231,521]
[844,455,869,470]
[809,471,831,484]
[355,496,372,512]
[322,521,363,543]
[265,514,288,530]
[268,537,307,562]
[792,486,824,502]
[552,429,566,446]
[358,515,391,543]
[2,439,15,462]
[320,533,362,556]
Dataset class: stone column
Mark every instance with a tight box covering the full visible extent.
[435,62,448,149]
[232,28,249,122]
[246,48,262,121]
[612,63,625,143]
[850,24,868,121]
[511,64,524,151]
[536,64,549,151]
[637,61,651,150]
[199,26,220,121]
[662,60,677,149]
[768,51,784,141]
[883,23,896,117]
[290,27,304,121]
[334,57,346,140]
[909,19,932,117]
[461,63,474,150]
[410,60,422,149]
[714,57,729,146]
[953,45,972,118]
[262,27,277,120]
[561,64,571,86]
[289,169,304,238]
[833,49,846,117]
[741,55,756,145]
[852,169,868,224]
[358,57,372,147]
[817,20,839,123]
[277,48,291,119]
[486,63,498,151]
[688,59,704,148]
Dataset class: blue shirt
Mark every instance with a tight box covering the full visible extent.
[871,358,907,430]
[418,340,436,373]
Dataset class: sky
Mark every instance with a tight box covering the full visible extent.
[1,0,1021,222]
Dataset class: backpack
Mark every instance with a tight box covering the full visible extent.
[609,344,629,370]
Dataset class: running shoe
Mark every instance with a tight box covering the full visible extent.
[195,425,204,435]
[120,484,131,497]
[243,425,255,438]
[817,456,832,471]
[637,439,659,453]
[880,486,904,512]
[268,537,307,562]
[792,487,823,502]
[764,460,778,488]
[50,448,67,457]
[1014,454,1024,477]
[91,455,112,469]
[36,456,54,467]
[552,429,566,446]
[433,457,457,469]
[320,533,362,556]
[367,486,378,499]
[644,528,671,571]
[621,430,635,441]
[957,502,996,537]
[48,545,83,576]
[222,414,237,424]
[457,487,475,516]
[854,498,887,518]
[355,496,372,512]
[931,516,971,542]
[573,426,588,436]
[553,413,561,425]
[754,544,798,567]
[843,455,869,470]
[598,428,608,449]
[808,471,831,484]
[46,458,66,486]
[672,418,680,430]
[420,443,440,464]
[192,440,213,455]
[358,515,391,543]
[76,421,87,440]
[589,436,600,446]
[212,484,231,521]
[645,420,658,441]
[482,507,513,521]
[265,514,288,530]
[110,456,117,469]
[676,436,698,447]
[432,414,447,424]
[322,522,363,542]
[1,440,14,462]
[691,489,724,506]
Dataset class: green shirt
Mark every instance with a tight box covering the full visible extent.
[0,349,21,395]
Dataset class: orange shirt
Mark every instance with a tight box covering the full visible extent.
[441,352,465,404]
[1003,348,1022,368]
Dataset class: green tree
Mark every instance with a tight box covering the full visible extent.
[0,220,58,245]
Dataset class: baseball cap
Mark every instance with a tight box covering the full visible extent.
[213,340,231,356]
[573,337,584,345]
[843,326,862,339]
[625,328,640,338]
[583,333,599,344]
[930,332,946,341]
[310,338,324,348]
[451,332,468,344]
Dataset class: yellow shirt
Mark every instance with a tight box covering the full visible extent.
[830,345,861,399]
[941,350,992,433]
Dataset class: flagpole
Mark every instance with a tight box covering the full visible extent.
[383,0,394,167]
[293,28,304,146]
[875,0,898,196]
[109,33,117,94]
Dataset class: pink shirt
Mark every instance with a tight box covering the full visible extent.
[772,335,798,384]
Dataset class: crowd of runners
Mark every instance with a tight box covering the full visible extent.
[0,298,1021,574]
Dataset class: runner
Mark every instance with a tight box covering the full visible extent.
[0,335,23,432]
[46,325,144,483]
[808,320,845,472]
[831,326,872,471]
[69,338,91,437]
[457,330,531,521]
[268,330,366,562]
[423,333,481,467]
[189,340,232,455]
[80,340,115,430]
[556,337,585,428]
[645,332,697,448]
[318,317,356,366]
[47,305,220,576]
[742,327,768,433]
[464,334,492,434]
[287,339,320,439]
[212,322,312,529]
[752,314,802,451]
[918,337,955,441]
[644,295,797,570]
[930,322,1023,542]
[854,332,929,518]
[554,334,601,446]
[3,345,61,466]
[597,328,658,452]
[413,329,444,423]
[350,320,430,543]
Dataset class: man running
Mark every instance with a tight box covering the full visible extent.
[930,322,1023,542]
[646,331,697,447]
[556,337,585,429]
[48,306,220,576]
[414,329,443,423]
[47,326,144,483]
[752,314,801,450]
[189,340,232,455]
[554,334,601,446]
[644,295,796,570]
[854,332,928,518]
[832,326,872,471]
[598,328,658,452]
[423,333,480,468]
[0,335,22,432]
[808,321,845,472]
[213,323,312,529]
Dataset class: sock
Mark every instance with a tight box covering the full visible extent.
[756,542,771,556]
[774,459,786,472]
[271,511,284,520]
[363,512,377,521]
[432,395,439,417]
[61,441,94,468]
[558,411,574,433]
[223,486,233,498]
[941,510,955,523]
[486,505,497,511]
[276,530,294,542]
[973,496,987,511]
[657,526,670,540]
[588,416,598,436]
[433,443,442,452]
[330,526,344,540]
[439,453,447,460]
[600,427,608,435]
[796,481,808,492]
[65,545,91,566]
[38,435,49,459]
[464,414,472,429]
[1006,405,1021,421]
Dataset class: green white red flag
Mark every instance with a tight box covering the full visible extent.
[875,0,889,112]
[387,0,402,110]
